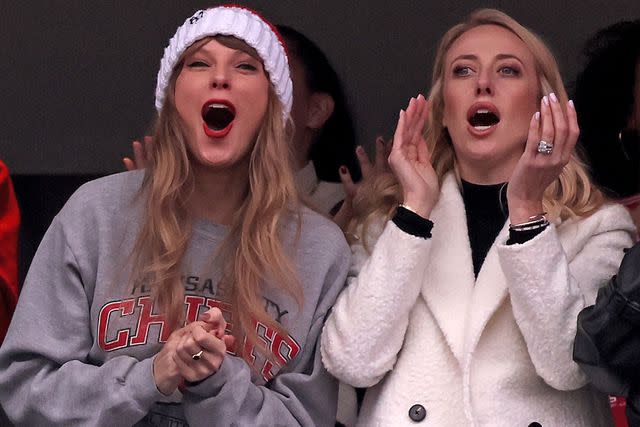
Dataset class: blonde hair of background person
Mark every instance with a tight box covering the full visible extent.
[321,8,635,426]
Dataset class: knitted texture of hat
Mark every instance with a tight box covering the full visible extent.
[155,6,292,121]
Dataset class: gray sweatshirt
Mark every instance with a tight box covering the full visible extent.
[0,171,350,427]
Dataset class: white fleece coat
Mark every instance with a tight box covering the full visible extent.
[321,174,636,427]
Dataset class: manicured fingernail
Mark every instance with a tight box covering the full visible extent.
[356,146,364,155]
[549,92,558,103]
[340,166,347,174]
[542,96,549,106]
[534,111,540,121]
[376,137,384,145]
[568,99,574,109]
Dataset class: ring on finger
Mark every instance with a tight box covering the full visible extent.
[537,140,553,155]
[191,350,204,361]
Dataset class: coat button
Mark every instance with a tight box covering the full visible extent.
[408,404,427,422]
[528,423,542,427]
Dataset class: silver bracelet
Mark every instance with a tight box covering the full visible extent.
[509,221,549,232]
[509,212,548,230]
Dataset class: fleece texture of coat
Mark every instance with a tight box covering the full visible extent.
[321,173,636,427]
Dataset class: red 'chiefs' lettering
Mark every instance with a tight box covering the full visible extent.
[130,296,170,345]
[243,320,301,381]
[97,296,300,381]
[272,330,300,367]
[184,295,206,324]
[98,299,135,351]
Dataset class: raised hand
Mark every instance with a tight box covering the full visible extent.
[507,93,579,224]
[123,135,152,171]
[388,94,438,218]
[332,135,392,230]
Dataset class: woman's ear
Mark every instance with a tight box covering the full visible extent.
[306,92,335,130]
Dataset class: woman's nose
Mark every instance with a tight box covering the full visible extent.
[211,70,231,90]
[476,71,492,95]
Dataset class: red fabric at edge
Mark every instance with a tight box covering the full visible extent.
[0,160,20,345]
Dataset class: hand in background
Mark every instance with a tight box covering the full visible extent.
[123,136,152,171]
[333,136,391,230]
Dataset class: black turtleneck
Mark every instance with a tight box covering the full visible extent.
[461,180,509,277]
[390,180,547,278]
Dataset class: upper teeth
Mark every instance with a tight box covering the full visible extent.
[476,109,490,114]
[209,103,228,109]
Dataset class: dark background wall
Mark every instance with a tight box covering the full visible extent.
[2,1,639,174]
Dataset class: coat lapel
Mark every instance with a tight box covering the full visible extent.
[420,173,512,365]
[420,174,475,366]
[465,222,510,355]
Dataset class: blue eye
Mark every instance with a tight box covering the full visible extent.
[499,66,520,76]
[453,66,472,77]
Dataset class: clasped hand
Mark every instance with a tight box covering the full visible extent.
[153,307,235,395]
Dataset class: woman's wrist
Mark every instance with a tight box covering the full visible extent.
[393,205,434,239]
[153,355,179,396]
[507,200,544,225]
[402,195,433,219]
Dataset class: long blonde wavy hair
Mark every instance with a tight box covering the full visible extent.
[129,36,302,363]
[351,9,604,245]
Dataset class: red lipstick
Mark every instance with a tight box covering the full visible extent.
[201,99,236,138]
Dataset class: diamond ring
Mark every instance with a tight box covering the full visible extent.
[537,140,553,155]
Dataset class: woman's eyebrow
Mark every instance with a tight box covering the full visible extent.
[451,54,478,62]
[495,53,524,64]
[450,53,524,64]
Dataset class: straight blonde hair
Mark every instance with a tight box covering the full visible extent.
[351,9,604,246]
[129,36,302,364]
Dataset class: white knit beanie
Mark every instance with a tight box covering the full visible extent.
[155,5,292,121]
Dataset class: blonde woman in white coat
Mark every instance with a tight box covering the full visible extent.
[321,9,636,427]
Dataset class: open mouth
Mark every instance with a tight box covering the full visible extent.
[467,105,500,131]
[201,100,236,137]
